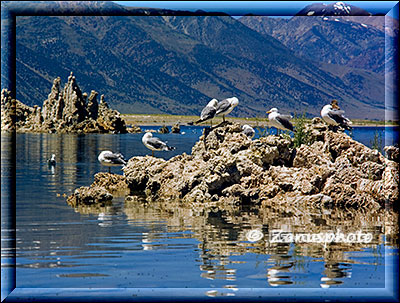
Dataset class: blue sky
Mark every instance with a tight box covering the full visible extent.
[114,1,399,18]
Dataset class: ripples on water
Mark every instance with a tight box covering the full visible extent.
[1,126,399,294]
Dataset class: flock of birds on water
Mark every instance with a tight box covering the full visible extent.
[47,97,352,173]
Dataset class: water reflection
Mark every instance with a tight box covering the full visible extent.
[9,131,399,289]
[16,133,127,190]
[68,193,398,288]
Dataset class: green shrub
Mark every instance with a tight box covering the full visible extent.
[370,128,383,153]
[293,112,312,148]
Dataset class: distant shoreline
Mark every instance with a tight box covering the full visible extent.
[122,114,399,128]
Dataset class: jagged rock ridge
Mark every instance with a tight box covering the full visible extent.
[1,73,128,134]
[68,121,399,210]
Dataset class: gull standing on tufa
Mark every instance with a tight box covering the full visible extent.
[191,98,218,126]
[215,97,239,122]
[242,124,255,139]
[266,108,294,133]
[98,151,127,173]
[321,101,352,130]
[142,132,176,157]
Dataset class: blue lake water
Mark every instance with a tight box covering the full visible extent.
[1,125,399,301]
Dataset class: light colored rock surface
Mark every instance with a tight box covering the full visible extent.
[122,121,398,207]
[1,73,127,134]
[67,185,113,207]
[66,121,398,210]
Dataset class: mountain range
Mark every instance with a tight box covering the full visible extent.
[3,1,397,120]
[295,2,372,17]
[239,15,397,74]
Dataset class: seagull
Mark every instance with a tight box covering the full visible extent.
[142,132,176,157]
[266,108,294,133]
[47,154,56,166]
[98,150,127,173]
[193,98,218,125]
[242,124,255,139]
[215,97,239,122]
[321,104,352,130]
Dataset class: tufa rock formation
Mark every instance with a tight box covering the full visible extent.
[171,123,181,134]
[384,145,399,162]
[127,125,142,133]
[66,172,128,207]
[158,125,169,134]
[1,89,16,132]
[68,121,399,211]
[1,73,127,133]
[1,89,41,132]
[66,185,113,208]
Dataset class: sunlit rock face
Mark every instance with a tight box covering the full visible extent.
[67,185,113,208]
[65,120,398,209]
[1,73,127,134]
[1,89,16,132]
[120,121,398,208]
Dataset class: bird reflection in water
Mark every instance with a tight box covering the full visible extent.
[63,191,394,289]
[320,261,352,288]
[141,232,154,251]
[97,212,113,227]
[266,242,294,287]
[47,154,56,176]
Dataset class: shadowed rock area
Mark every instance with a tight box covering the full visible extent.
[67,121,399,212]
[1,73,128,133]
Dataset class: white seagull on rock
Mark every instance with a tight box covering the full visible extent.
[142,132,176,157]
[242,124,255,139]
[193,98,218,125]
[266,108,294,133]
[98,150,127,173]
[215,97,239,122]
[321,104,352,130]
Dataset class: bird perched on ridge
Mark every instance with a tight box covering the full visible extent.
[142,132,176,157]
[321,104,352,130]
[98,150,127,173]
[266,108,294,133]
[47,154,56,166]
[192,98,218,125]
[242,124,255,139]
[215,97,239,122]
[330,99,341,110]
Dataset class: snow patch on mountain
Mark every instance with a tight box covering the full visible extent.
[333,2,351,14]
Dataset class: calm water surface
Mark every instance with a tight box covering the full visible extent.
[2,126,399,299]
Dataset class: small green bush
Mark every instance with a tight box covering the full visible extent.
[370,128,383,153]
[293,112,312,148]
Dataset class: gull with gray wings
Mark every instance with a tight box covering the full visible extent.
[142,132,176,157]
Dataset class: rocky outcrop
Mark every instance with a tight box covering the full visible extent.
[385,145,399,162]
[1,73,127,133]
[127,125,142,133]
[1,89,41,132]
[66,185,113,208]
[1,89,16,132]
[171,123,181,134]
[158,125,169,134]
[92,172,128,193]
[125,121,398,207]
[66,121,398,210]
[66,172,128,207]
